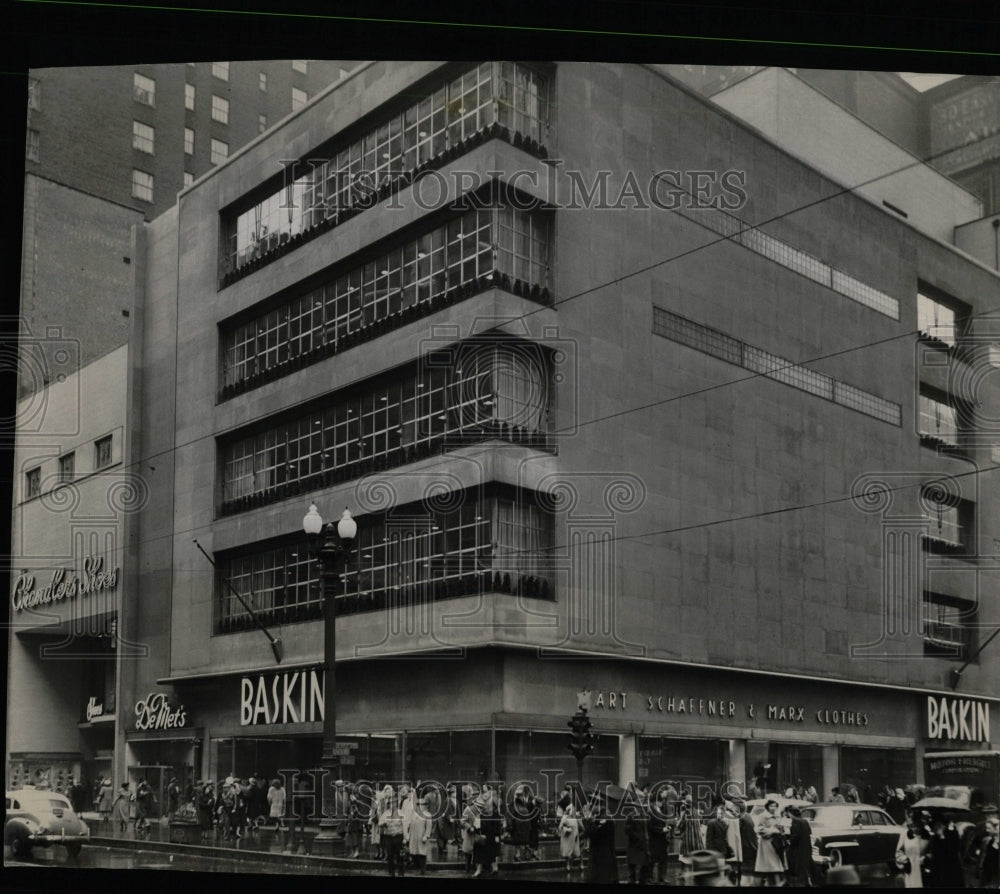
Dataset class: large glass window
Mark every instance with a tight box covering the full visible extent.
[839,747,915,802]
[923,592,977,660]
[222,62,550,277]
[220,340,551,512]
[215,486,554,631]
[212,94,230,124]
[921,486,972,551]
[918,292,960,347]
[918,390,960,445]
[221,203,551,391]
[746,742,824,799]
[131,170,154,202]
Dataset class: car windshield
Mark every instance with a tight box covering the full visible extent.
[801,806,855,827]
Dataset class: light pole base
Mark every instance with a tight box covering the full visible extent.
[310,818,341,856]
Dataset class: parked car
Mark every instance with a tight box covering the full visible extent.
[800,802,902,881]
[5,787,90,859]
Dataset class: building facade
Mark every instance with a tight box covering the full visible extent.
[10,60,1000,818]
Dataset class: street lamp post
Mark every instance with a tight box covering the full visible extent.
[302,502,356,856]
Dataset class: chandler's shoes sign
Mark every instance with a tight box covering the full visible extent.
[10,557,119,612]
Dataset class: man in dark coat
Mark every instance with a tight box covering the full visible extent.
[783,805,814,886]
[585,794,619,884]
[926,817,964,888]
[625,800,650,883]
[706,805,733,859]
[736,800,759,886]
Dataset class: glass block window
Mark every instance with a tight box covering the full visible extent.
[292,87,308,111]
[184,127,194,155]
[25,467,41,499]
[133,72,155,106]
[215,486,553,631]
[212,61,229,81]
[133,121,154,154]
[653,305,901,426]
[211,138,228,164]
[185,83,195,111]
[212,94,229,125]
[131,169,153,202]
[220,339,550,510]
[675,204,900,320]
[59,452,75,484]
[95,435,113,470]
[222,63,550,277]
[221,204,550,389]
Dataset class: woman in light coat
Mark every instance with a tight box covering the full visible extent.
[754,799,788,886]
[558,804,582,872]
[895,812,928,889]
[97,778,114,826]
[266,778,286,830]
[408,795,434,875]
[112,781,131,832]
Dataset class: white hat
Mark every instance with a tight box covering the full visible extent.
[225,776,234,786]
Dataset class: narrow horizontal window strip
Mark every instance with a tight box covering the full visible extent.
[676,206,900,320]
[652,305,900,426]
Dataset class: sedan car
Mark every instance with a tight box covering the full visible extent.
[800,802,902,881]
[5,788,90,859]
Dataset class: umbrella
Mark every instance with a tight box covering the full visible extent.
[910,796,974,819]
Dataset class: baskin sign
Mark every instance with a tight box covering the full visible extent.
[240,669,324,727]
[926,695,990,743]
[10,557,119,612]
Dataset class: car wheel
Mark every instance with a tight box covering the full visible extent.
[65,842,82,858]
[9,833,32,860]
[829,848,843,869]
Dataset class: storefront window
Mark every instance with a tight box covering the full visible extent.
[499,730,619,798]
[637,736,728,795]
[840,747,915,803]
[746,741,823,798]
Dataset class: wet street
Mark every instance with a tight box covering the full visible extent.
[4,842,906,886]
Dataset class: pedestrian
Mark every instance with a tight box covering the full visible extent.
[736,799,758,886]
[510,785,532,861]
[925,815,963,888]
[342,786,363,858]
[379,787,406,877]
[408,794,433,875]
[886,787,908,825]
[722,800,744,885]
[782,805,813,886]
[625,795,650,884]
[678,793,706,855]
[830,787,846,804]
[460,786,481,875]
[291,772,311,840]
[706,804,733,860]
[370,785,385,859]
[585,792,619,884]
[894,810,928,888]
[647,789,672,883]
[197,781,216,841]
[559,803,582,873]
[804,785,819,804]
[754,799,787,886]
[166,776,181,818]
[476,788,502,877]
[970,808,999,888]
[134,778,153,834]
[527,788,541,861]
[112,781,131,832]
[680,849,735,887]
[97,777,114,827]
[433,784,457,859]
[267,778,286,831]
[244,774,263,833]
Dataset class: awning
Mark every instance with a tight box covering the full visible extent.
[125,727,203,743]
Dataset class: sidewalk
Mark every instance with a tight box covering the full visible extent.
[82,813,687,880]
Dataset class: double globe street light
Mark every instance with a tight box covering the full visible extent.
[302,502,356,855]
